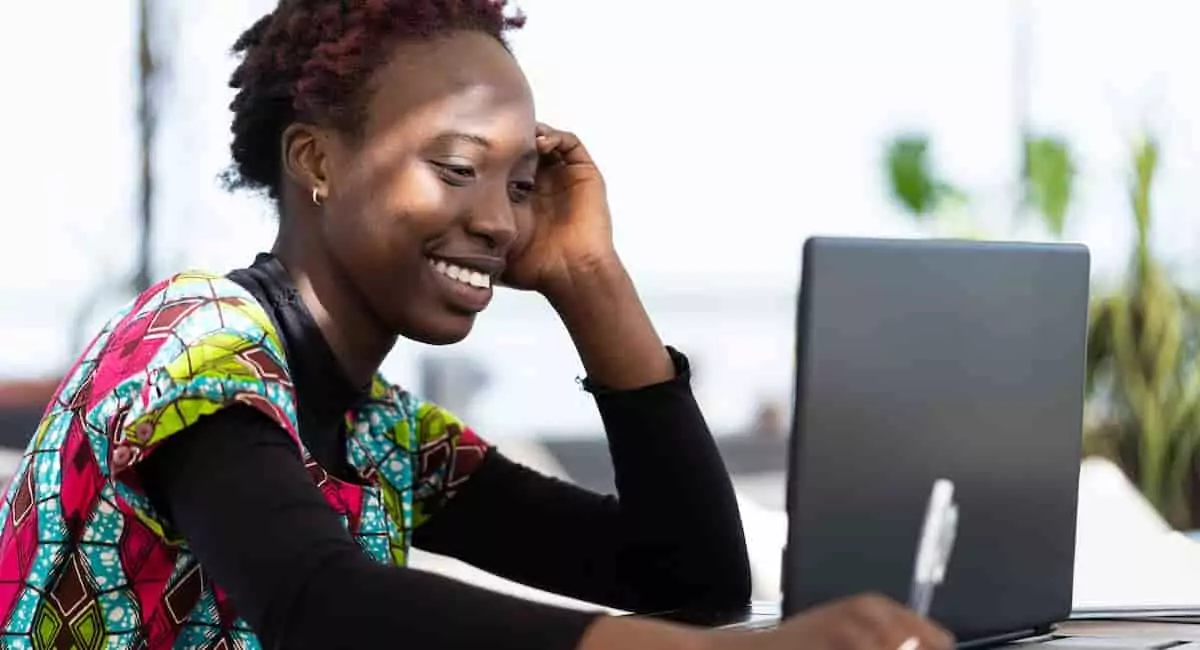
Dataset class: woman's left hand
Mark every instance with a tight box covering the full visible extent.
[504,125,674,388]
[502,124,618,299]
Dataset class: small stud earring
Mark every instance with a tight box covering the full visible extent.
[311,187,324,207]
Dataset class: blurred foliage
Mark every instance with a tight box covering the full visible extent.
[883,132,1200,529]
[1022,136,1075,237]
[1083,137,1200,529]
[884,135,966,218]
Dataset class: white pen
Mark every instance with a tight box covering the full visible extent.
[909,479,959,617]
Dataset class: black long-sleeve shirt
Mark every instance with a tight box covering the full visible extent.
[138,253,750,649]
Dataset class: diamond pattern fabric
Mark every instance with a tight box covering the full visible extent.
[0,272,488,648]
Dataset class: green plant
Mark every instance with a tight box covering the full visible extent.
[882,131,1200,529]
[1022,135,1075,237]
[882,134,982,239]
[1083,137,1200,529]
[885,135,959,218]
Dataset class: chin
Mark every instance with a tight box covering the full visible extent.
[399,314,476,346]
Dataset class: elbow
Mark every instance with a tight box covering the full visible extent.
[686,475,753,608]
[726,546,754,605]
[641,535,752,612]
[698,538,753,608]
[646,557,751,614]
[688,508,753,608]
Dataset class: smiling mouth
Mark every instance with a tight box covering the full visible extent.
[427,257,493,290]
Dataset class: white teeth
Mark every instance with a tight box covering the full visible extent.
[429,258,491,289]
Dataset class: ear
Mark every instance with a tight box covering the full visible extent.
[281,122,331,197]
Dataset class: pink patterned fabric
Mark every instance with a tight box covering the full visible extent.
[0,271,488,649]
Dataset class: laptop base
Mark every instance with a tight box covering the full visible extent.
[645,602,1064,647]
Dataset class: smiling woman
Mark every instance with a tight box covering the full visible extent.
[0,2,953,650]
[228,3,541,352]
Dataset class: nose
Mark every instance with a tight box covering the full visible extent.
[464,187,520,253]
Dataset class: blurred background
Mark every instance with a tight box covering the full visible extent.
[4,0,1200,614]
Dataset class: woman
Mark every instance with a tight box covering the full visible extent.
[0,1,954,649]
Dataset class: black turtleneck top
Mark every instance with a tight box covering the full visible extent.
[138,254,750,650]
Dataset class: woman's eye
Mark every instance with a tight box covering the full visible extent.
[508,180,536,203]
[435,162,476,185]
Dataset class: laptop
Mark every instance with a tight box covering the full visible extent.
[649,237,1093,646]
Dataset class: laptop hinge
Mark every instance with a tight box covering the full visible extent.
[957,626,1052,649]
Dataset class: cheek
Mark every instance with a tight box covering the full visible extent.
[342,162,454,247]
[379,164,447,214]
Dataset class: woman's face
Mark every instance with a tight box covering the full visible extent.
[308,30,538,345]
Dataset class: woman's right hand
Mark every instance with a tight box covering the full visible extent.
[711,594,955,650]
[579,593,954,650]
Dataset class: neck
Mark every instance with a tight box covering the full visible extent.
[271,222,397,387]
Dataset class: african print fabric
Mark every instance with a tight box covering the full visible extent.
[0,271,488,649]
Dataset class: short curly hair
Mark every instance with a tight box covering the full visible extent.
[224,0,526,199]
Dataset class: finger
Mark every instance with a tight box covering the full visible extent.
[844,594,907,648]
[546,129,594,166]
[535,123,557,153]
[916,618,955,650]
[835,618,886,650]
[534,123,593,166]
[535,132,560,155]
[843,594,953,650]
[890,611,955,650]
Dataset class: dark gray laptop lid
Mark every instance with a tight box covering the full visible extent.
[782,237,1091,644]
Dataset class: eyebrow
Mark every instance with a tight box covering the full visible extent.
[437,131,492,148]
[435,131,538,162]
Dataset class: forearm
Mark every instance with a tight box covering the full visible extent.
[141,406,598,649]
[547,258,752,607]
[547,255,674,390]
[294,574,716,650]
[289,550,599,650]
[418,353,751,613]
[577,616,712,650]
[593,350,752,608]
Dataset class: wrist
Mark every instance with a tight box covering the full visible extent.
[540,250,673,390]
[542,252,630,313]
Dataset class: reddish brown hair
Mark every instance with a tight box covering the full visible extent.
[225,0,526,198]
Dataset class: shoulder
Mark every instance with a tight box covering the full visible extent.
[135,270,281,351]
[80,270,298,463]
[104,270,285,373]
[21,270,301,541]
